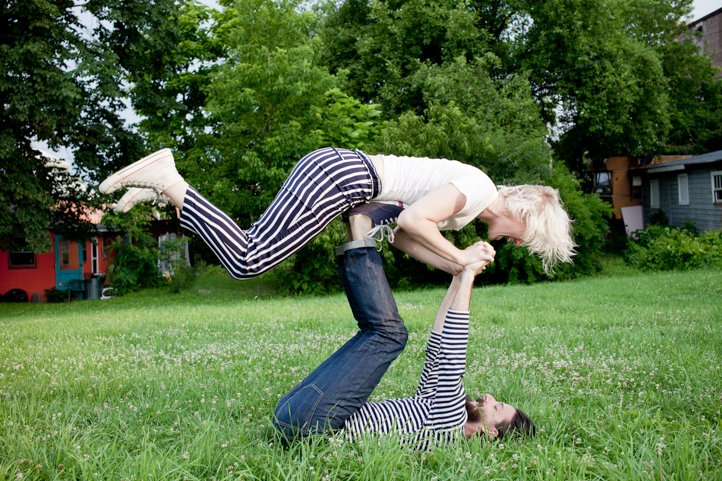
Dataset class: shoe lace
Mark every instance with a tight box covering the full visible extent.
[120,180,166,190]
[366,224,395,250]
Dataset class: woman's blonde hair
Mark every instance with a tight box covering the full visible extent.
[498,185,576,274]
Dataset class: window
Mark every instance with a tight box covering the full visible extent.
[59,239,80,270]
[9,251,36,269]
[713,171,722,204]
[631,176,642,200]
[60,240,70,267]
[593,171,612,197]
[650,178,660,208]
[91,238,99,274]
[678,173,689,205]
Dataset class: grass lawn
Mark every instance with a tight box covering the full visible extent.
[0,266,720,480]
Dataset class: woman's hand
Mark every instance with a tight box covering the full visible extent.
[461,241,496,271]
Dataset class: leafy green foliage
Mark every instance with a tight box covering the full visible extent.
[102,209,162,295]
[43,287,67,303]
[311,89,386,150]
[660,36,722,154]
[282,219,348,295]
[158,236,197,294]
[0,0,207,252]
[624,225,722,271]
[125,1,219,156]
[321,0,492,115]
[188,0,386,293]
[203,0,339,219]
[517,0,680,169]
[106,236,163,296]
[371,54,550,184]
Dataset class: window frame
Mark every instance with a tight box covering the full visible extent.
[60,239,70,267]
[650,178,660,209]
[678,173,689,205]
[593,171,613,197]
[8,250,37,269]
[712,171,722,204]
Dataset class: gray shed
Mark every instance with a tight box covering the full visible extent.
[639,150,722,231]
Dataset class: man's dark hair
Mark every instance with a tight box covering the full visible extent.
[496,408,536,439]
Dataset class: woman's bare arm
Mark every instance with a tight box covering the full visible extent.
[395,183,491,267]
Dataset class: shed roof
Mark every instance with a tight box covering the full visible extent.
[646,150,722,174]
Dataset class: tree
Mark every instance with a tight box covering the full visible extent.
[321,0,496,116]
[0,0,202,253]
[372,54,551,183]
[515,0,688,172]
[513,0,722,169]
[660,34,722,154]
[320,0,618,284]
[123,1,218,155]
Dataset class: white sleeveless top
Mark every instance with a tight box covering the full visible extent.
[368,154,497,231]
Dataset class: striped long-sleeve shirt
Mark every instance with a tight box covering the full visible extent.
[343,309,469,450]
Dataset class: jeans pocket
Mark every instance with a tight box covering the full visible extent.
[273,384,324,437]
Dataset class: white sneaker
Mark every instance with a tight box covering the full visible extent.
[114,188,169,213]
[99,148,182,194]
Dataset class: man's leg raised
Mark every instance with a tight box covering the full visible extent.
[273,244,407,440]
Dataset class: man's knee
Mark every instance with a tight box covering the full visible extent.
[272,412,300,441]
[273,402,305,442]
[382,322,408,353]
[397,323,409,349]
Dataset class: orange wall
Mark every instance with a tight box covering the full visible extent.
[0,233,115,302]
[0,236,56,302]
[604,156,642,219]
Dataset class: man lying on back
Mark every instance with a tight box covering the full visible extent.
[273,214,535,448]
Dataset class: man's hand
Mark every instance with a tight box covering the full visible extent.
[434,243,494,328]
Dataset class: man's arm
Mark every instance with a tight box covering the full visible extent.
[431,243,494,334]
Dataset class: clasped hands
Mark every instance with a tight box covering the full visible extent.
[461,241,496,275]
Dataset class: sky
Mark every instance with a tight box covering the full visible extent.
[692,0,721,20]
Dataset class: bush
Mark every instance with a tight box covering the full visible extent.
[158,236,197,294]
[284,219,347,295]
[624,225,722,271]
[107,233,163,296]
[44,288,67,303]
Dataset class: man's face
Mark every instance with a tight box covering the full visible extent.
[469,394,517,435]
[487,215,525,246]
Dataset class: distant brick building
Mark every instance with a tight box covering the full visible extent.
[688,7,722,77]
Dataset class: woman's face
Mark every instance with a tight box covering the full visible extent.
[487,214,525,246]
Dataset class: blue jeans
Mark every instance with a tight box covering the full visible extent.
[273,247,408,440]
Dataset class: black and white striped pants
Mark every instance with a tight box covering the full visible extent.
[179,147,379,279]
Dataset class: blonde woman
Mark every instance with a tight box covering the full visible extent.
[100,147,575,279]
